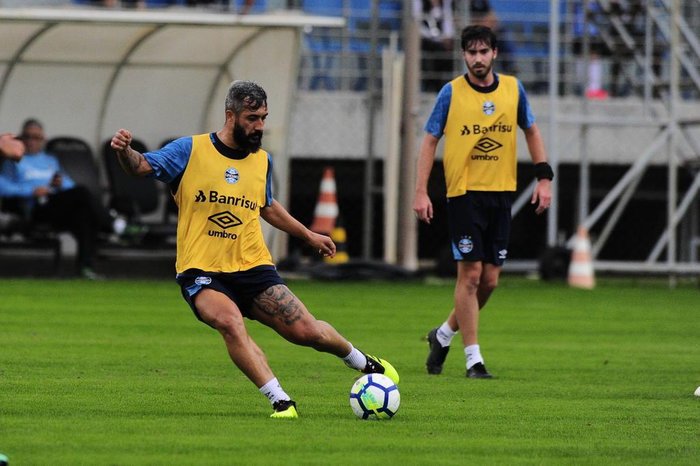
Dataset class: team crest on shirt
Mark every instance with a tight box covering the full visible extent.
[482,101,495,115]
[458,236,474,254]
[225,167,239,184]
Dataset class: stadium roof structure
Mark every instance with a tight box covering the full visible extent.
[0,7,343,255]
[0,7,342,155]
[0,6,343,176]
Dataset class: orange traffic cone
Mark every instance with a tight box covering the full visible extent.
[310,167,338,235]
[568,226,595,289]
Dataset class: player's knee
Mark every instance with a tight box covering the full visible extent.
[458,273,481,294]
[212,314,246,342]
[481,275,499,293]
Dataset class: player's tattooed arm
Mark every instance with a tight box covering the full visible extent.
[252,284,303,326]
[110,128,154,176]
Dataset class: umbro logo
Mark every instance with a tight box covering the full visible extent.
[208,211,242,229]
[474,137,502,153]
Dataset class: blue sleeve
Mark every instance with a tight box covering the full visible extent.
[424,83,452,138]
[0,160,32,197]
[517,79,536,130]
[143,136,192,183]
[265,152,274,207]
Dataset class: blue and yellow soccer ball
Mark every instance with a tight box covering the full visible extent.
[349,373,400,420]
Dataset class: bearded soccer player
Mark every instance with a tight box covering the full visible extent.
[111,80,398,418]
[413,25,553,378]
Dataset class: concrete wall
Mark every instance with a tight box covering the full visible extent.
[288,92,700,166]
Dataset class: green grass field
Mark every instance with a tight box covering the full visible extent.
[1,277,699,465]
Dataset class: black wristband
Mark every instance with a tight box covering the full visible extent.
[535,162,554,181]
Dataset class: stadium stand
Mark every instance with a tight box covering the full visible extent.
[302,0,344,90]
[47,137,103,201]
[490,0,557,92]
[0,203,62,275]
[301,0,402,90]
[101,139,177,249]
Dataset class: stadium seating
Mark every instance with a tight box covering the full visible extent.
[301,0,402,90]
[101,139,177,248]
[233,0,266,13]
[47,136,103,201]
[301,0,344,90]
[0,204,62,275]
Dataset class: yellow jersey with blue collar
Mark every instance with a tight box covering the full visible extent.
[443,74,518,196]
[144,133,274,273]
[424,73,532,198]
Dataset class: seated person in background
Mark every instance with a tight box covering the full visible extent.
[0,133,25,230]
[0,119,126,280]
[0,133,24,161]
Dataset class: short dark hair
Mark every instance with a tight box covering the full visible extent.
[21,118,43,135]
[460,25,497,51]
[225,80,267,114]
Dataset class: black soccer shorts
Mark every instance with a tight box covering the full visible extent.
[176,265,285,324]
[446,191,512,266]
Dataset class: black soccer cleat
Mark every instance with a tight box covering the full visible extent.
[466,362,493,379]
[426,327,450,374]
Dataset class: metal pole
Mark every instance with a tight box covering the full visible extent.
[398,2,420,271]
[578,0,591,227]
[547,0,560,246]
[362,0,379,260]
[382,34,403,264]
[667,0,680,285]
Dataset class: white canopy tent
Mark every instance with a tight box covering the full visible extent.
[0,7,343,257]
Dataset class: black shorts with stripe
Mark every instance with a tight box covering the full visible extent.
[446,191,513,266]
[176,265,285,324]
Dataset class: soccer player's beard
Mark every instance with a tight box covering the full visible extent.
[468,60,493,80]
[232,122,263,153]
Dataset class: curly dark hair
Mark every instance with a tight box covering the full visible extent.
[225,80,267,114]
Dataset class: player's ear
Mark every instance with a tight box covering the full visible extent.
[225,109,235,124]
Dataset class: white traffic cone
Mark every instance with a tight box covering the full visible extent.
[568,226,595,289]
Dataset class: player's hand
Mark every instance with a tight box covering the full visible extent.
[309,232,336,258]
[33,186,50,198]
[413,191,433,224]
[531,179,552,215]
[110,129,133,152]
[50,172,62,188]
[0,133,25,160]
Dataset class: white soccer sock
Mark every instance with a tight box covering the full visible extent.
[436,322,456,347]
[342,345,367,370]
[465,344,484,370]
[259,377,291,405]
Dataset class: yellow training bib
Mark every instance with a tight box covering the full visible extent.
[172,133,274,273]
[443,74,519,197]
